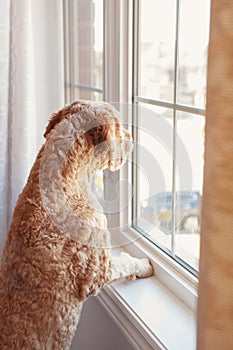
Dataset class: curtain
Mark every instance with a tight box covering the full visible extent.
[0,0,37,253]
[197,0,233,349]
[0,0,64,255]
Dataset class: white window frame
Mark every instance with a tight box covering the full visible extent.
[103,0,198,307]
[63,0,200,348]
[101,2,199,348]
[131,0,205,276]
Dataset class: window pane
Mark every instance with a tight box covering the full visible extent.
[177,0,210,107]
[70,87,103,102]
[72,0,103,89]
[133,0,209,273]
[92,170,104,200]
[139,0,176,101]
[175,112,205,270]
[134,104,173,252]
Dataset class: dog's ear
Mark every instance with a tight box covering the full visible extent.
[43,103,76,138]
[43,111,64,138]
[85,123,112,147]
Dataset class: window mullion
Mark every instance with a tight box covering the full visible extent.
[171,0,181,257]
[103,0,120,102]
[132,0,140,229]
[132,0,140,100]
[63,0,74,102]
[103,0,122,238]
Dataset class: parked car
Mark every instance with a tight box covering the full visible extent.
[140,191,202,234]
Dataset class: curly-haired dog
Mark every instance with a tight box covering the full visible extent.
[0,100,153,349]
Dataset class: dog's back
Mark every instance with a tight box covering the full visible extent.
[0,143,112,349]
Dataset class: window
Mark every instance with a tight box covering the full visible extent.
[63,0,211,275]
[63,0,104,197]
[63,2,214,347]
[63,0,104,102]
[132,0,210,273]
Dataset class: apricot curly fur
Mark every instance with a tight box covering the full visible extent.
[0,100,153,349]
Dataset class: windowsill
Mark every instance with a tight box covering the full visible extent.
[97,230,197,350]
[98,276,196,350]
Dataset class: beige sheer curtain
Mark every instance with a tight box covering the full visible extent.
[0,0,64,256]
[0,0,37,253]
[197,0,233,349]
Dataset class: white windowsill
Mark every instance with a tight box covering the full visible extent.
[98,276,196,350]
[97,230,197,350]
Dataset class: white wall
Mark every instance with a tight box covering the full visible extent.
[71,296,134,350]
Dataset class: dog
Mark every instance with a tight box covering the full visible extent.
[0,100,153,349]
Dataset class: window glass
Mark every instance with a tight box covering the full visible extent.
[70,87,103,101]
[133,0,210,273]
[64,0,104,101]
[64,0,104,203]
[177,0,210,107]
[139,0,176,101]
[175,112,205,270]
[72,0,103,89]
[135,104,173,252]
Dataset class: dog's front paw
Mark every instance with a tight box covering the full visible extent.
[136,258,154,279]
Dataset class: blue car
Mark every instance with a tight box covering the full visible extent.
[141,191,202,234]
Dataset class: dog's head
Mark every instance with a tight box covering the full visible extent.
[44,100,133,173]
